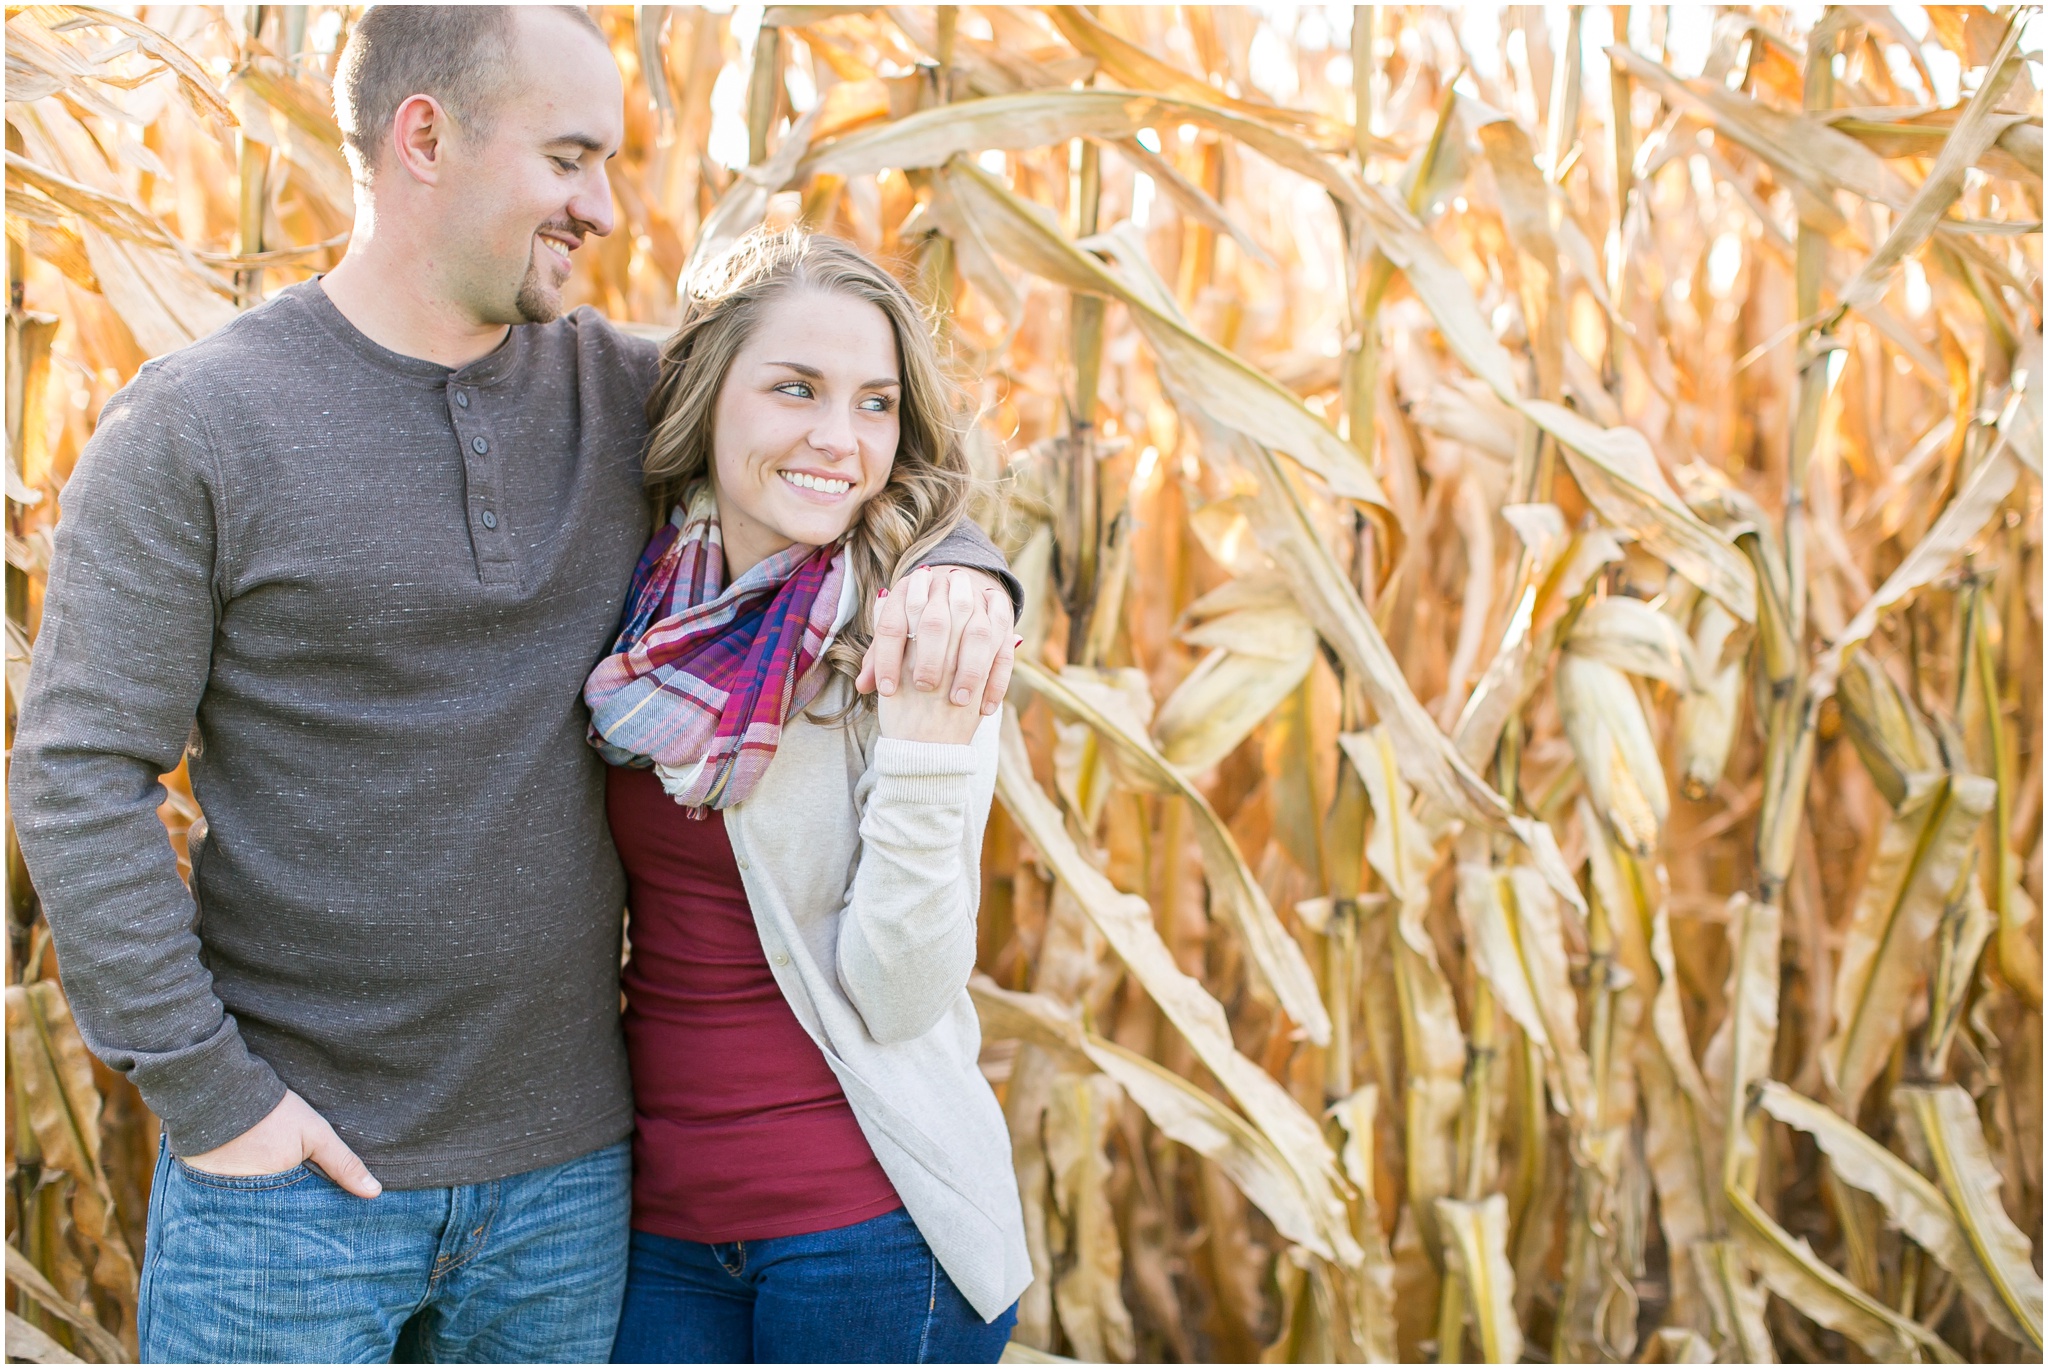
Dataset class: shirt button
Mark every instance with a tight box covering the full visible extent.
[735,856,749,871]
[480,510,498,530]
[772,952,789,967]
[471,436,489,455]
[454,390,470,408]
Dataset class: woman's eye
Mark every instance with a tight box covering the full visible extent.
[775,381,814,399]
[860,395,894,412]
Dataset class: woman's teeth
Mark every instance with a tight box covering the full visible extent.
[781,471,852,494]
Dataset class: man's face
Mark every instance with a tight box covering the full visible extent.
[438,9,623,325]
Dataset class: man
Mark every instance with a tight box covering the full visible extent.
[9,7,1016,1362]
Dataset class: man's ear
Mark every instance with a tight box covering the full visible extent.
[389,93,452,185]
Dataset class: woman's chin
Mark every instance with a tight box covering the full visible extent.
[763,498,860,548]
[767,514,856,550]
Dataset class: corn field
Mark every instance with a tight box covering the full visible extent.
[5,4,2044,1363]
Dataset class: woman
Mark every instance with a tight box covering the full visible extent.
[585,228,1029,1364]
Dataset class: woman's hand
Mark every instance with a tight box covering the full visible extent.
[873,567,991,746]
[859,566,1016,716]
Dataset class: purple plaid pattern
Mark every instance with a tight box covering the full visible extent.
[584,487,845,809]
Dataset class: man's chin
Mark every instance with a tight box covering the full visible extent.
[513,281,564,325]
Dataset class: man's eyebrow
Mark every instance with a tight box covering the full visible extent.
[766,362,901,389]
[544,133,609,153]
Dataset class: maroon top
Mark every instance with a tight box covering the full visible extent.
[607,763,902,1243]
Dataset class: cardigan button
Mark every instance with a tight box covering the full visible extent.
[771,952,789,967]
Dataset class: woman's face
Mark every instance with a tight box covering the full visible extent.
[708,288,901,578]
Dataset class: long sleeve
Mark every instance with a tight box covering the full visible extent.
[9,364,286,1156]
[834,713,1000,1045]
[919,518,1022,616]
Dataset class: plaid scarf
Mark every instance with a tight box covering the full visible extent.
[584,485,846,810]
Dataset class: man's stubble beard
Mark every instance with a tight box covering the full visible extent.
[513,261,562,324]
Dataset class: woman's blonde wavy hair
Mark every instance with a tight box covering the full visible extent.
[641,227,972,712]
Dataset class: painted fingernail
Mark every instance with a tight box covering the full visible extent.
[877,587,888,598]
[1014,636,1024,647]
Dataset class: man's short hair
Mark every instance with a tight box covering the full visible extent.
[333,5,604,182]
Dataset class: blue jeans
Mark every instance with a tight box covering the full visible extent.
[138,1137,630,1363]
[611,1207,1017,1363]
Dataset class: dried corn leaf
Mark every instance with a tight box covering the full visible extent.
[1046,1070,1136,1362]
[1757,1080,2034,1347]
[1530,402,1757,625]
[7,1310,85,1365]
[1605,45,1913,227]
[809,87,1347,185]
[1817,433,2032,700]
[1834,14,2026,324]
[1455,862,1592,1121]
[1042,7,1369,152]
[1557,653,1668,855]
[1676,600,1744,799]
[994,711,1361,1265]
[1014,658,1330,1044]
[1086,1034,1334,1263]
[1566,596,1696,687]
[1244,439,1588,921]
[1435,1194,1522,1365]
[5,1245,126,1364]
[1341,727,1464,1246]
[940,158,1390,511]
[1730,1186,1961,1363]
[1152,644,1315,775]
[1690,1241,1773,1363]
[1326,1085,1398,1363]
[1895,1085,2045,1351]
[1835,650,1942,810]
[1826,771,1996,1111]
[1922,879,1997,1075]
[4,983,136,1346]
[1703,894,1781,1190]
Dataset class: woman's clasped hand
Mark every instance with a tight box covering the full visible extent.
[862,564,1014,747]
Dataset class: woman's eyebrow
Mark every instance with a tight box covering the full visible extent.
[766,361,900,389]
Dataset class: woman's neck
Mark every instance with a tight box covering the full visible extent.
[711,495,795,580]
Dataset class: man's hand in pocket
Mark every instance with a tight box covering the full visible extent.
[181,1089,382,1197]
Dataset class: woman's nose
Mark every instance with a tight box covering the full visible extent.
[810,406,858,459]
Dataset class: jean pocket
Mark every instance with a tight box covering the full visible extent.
[171,1157,314,1192]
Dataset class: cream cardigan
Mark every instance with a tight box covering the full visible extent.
[655,574,1030,1323]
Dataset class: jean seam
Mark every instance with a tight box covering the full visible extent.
[170,1157,313,1192]
[138,1140,171,1353]
[432,1180,502,1283]
[917,1245,938,1363]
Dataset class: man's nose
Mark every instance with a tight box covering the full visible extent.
[572,167,616,239]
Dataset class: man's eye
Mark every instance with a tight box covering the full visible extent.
[776,381,814,399]
[552,156,580,173]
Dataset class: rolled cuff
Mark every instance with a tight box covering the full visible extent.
[871,736,977,807]
[138,1017,288,1157]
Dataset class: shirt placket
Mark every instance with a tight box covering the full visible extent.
[446,381,517,587]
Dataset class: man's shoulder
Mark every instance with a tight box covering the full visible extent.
[133,282,329,400]
[547,306,662,391]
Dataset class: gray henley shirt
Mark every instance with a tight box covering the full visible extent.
[8,279,1016,1188]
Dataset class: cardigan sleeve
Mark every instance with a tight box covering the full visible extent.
[834,711,1001,1044]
